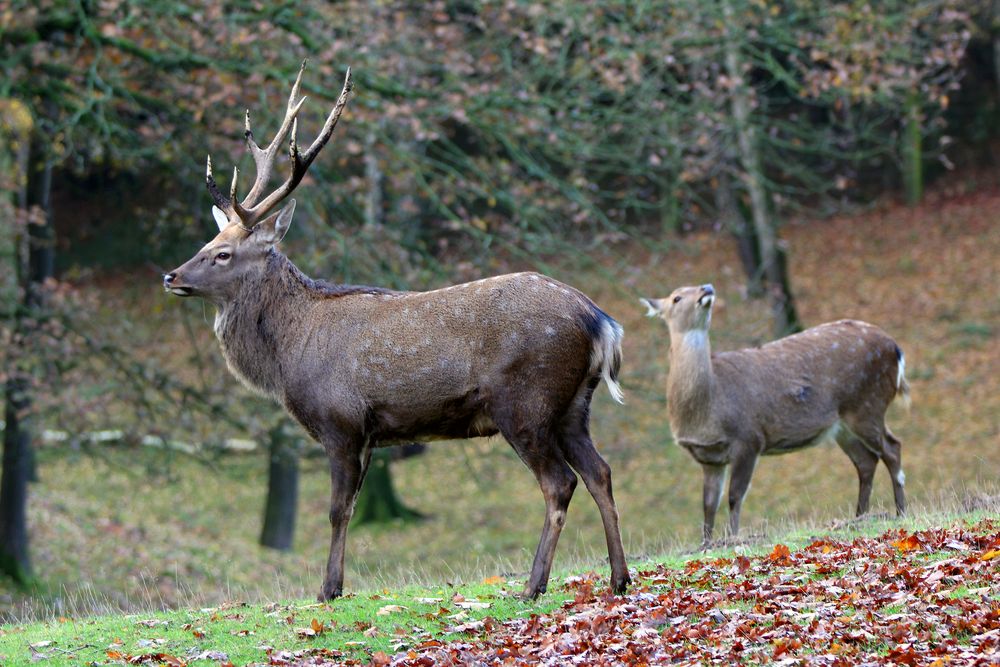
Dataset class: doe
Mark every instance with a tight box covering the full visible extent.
[642,284,909,543]
[163,63,630,600]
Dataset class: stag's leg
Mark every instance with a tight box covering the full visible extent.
[319,440,371,601]
[880,428,906,516]
[727,446,758,538]
[498,419,577,599]
[837,433,878,517]
[701,464,727,545]
[560,424,630,595]
[522,454,578,599]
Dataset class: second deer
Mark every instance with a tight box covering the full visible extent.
[642,284,909,543]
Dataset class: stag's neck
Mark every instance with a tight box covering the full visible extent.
[667,329,717,431]
[214,251,312,399]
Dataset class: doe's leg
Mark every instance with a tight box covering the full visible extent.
[727,446,758,538]
[701,463,727,546]
[837,433,879,517]
[880,428,906,516]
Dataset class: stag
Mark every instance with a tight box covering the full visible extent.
[642,284,909,543]
[163,63,630,600]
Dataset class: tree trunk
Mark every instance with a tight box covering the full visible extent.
[721,0,801,336]
[0,378,32,584]
[992,0,1000,95]
[363,126,383,230]
[259,422,299,551]
[716,169,763,298]
[902,89,923,206]
[0,113,44,585]
[352,449,424,526]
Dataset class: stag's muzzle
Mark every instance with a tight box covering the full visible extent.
[163,272,192,296]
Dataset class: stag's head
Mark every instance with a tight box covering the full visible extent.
[640,284,715,336]
[164,62,352,302]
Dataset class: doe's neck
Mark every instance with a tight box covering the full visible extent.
[667,327,716,425]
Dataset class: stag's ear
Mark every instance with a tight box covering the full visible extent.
[252,199,296,246]
[212,206,230,232]
[640,297,663,317]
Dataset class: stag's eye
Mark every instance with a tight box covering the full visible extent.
[673,295,682,304]
[215,251,231,262]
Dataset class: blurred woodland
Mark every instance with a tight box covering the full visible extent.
[1,0,998,616]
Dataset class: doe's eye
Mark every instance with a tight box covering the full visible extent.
[215,252,231,261]
[672,295,682,304]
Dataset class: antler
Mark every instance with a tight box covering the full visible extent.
[206,61,354,228]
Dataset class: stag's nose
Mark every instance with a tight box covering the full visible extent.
[701,284,715,296]
[163,272,177,289]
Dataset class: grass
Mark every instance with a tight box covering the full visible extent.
[1,582,570,665]
[3,499,997,666]
[1,184,999,632]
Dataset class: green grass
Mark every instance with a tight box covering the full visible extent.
[1,581,571,665]
[4,505,997,666]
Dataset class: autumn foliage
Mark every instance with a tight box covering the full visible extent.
[366,521,1000,666]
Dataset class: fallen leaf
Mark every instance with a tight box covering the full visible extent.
[454,600,491,610]
[377,604,408,615]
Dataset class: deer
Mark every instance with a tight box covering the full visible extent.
[641,284,910,545]
[162,62,630,601]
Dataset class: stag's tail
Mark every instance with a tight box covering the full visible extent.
[587,310,625,404]
[894,345,912,412]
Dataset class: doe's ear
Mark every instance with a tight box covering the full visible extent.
[252,199,296,246]
[212,205,229,232]
[640,297,663,317]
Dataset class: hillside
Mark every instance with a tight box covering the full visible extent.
[0,183,998,626]
[2,507,998,665]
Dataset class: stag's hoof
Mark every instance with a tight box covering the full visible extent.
[611,572,631,595]
[317,584,344,602]
[518,584,544,600]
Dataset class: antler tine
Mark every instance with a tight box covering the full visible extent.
[241,62,310,210]
[246,67,353,223]
[241,65,354,226]
[230,166,239,202]
[205,154,233,213]
[302,66,353,165]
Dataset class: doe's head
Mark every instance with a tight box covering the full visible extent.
[640,284,715,335]
[163,200,295,302]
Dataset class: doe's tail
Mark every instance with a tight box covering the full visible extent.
[895,345,912,412]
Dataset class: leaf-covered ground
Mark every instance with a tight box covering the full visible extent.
[367,520,1000,667]
[3,515,999,665]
